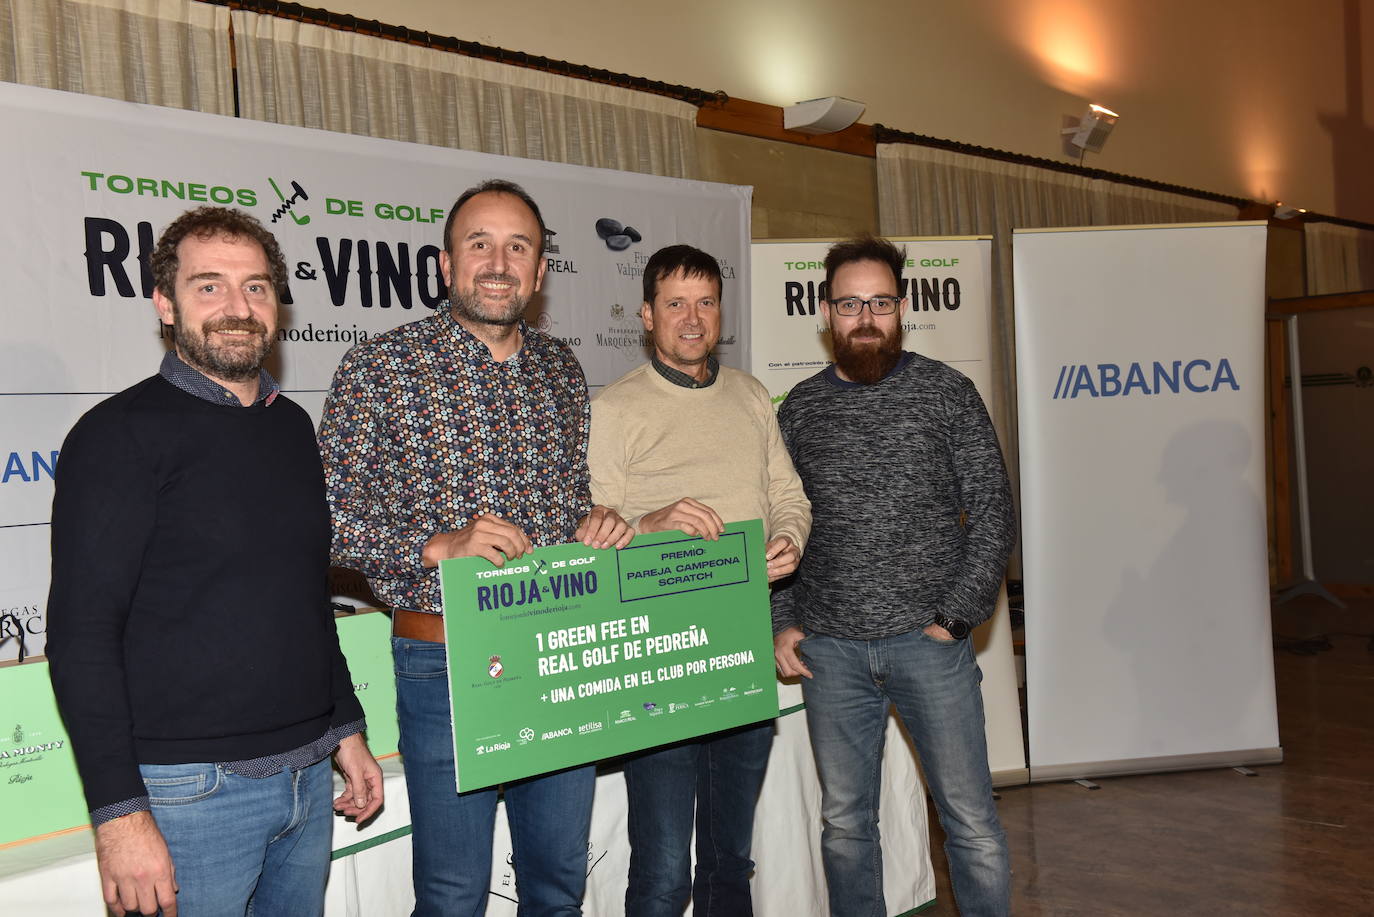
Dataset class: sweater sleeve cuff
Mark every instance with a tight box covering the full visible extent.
[777,527,808,554]
[91,795,150,828]
[939,590,993,627]
[329,718,367,744]
[770,583,800,635]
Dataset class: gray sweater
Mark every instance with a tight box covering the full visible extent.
[772,353,1015,639]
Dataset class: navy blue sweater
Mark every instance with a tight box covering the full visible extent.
[47,375,363,812]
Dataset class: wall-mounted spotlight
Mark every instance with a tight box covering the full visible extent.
[1062,103,1119,155]
[783,97,866,135]
[1272,202,1307,220]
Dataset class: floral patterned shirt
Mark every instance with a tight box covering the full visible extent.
[319,306,592,613]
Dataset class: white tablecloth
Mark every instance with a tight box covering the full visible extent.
[1,710,933,915]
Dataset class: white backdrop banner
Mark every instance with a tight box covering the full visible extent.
[1013,223,1280,779]
[0,80,750,660]
[0,82,936,914]
[749,237,1027,784]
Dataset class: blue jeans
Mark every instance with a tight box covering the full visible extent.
[141,756,333,917]
[800,629,1010,917]
[623,721,773,917]
[393,636,596,917]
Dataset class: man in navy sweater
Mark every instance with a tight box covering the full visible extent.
[47,207,382,917]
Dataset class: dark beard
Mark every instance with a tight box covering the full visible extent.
[173,311,272,383]
[450,273,528,327]
[832,322,902,384]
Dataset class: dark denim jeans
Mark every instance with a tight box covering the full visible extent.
[800,629,1010,917]
[141,756,333,917]
[394,636,596,917]
[623,720,774,917]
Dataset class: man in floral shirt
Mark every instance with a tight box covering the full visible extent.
[319,179,631,915]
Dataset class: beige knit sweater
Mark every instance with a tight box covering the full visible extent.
[589,363,811,550]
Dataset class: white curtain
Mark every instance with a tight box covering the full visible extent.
[230,11,700,179]
[1305,221,1374,295]
[877,143,1239,574]
[877,144,1092,548]
[1088,179,1238,226]
[0,0,232,112]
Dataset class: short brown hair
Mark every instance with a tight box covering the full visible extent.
[642,244,723,304]
[823,235,906,294]
[150,207,289,302]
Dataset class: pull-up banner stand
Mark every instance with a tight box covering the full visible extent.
[1013,223,1281,781]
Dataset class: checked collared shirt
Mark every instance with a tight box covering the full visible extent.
[319,305,593,614]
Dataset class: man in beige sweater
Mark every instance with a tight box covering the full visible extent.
[589,244,811,917]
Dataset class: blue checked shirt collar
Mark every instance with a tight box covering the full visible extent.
[159,350,280,406]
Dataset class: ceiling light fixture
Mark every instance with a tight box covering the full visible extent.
[1062,103,1119,156]
[783,97,866,135]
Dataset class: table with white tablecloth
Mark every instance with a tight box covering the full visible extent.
[1,704,933,916]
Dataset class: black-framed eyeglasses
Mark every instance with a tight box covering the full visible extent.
[828,296,901,316]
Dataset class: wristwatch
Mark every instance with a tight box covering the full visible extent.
[931,614,970,640]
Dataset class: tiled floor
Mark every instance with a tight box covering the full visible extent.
[916,596,1374,916]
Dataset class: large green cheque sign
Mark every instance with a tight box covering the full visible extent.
[439,519,778,792]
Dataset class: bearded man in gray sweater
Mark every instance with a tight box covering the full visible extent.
[772,235,1015,917]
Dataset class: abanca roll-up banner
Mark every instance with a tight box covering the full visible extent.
[1013,223,1281,780]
